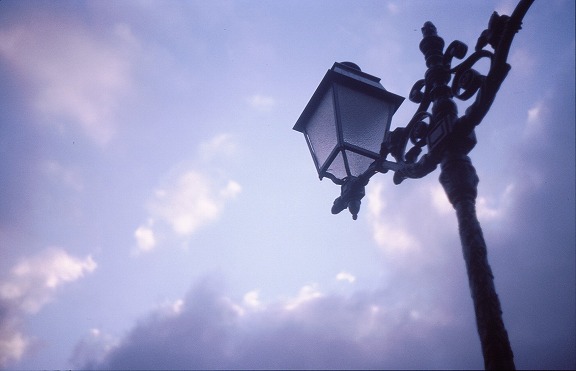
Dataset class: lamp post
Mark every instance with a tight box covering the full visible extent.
[293,0,534,369]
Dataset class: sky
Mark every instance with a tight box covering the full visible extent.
[0,0,574,369]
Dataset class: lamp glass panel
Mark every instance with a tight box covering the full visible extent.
[336,83,392,155]
[344,150,376,177]
[326,151,348,180]
[305,86,338,172]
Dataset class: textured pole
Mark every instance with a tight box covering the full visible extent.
[439,153,515,370]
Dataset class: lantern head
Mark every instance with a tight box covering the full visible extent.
[294,62,404,184]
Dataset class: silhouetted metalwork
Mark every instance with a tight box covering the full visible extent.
[293,0,534,369]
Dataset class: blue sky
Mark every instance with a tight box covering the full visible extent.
[0,0,574,369]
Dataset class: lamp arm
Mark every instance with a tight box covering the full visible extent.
[379,0,534,183]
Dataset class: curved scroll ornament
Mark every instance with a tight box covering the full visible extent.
[379,0,535,185]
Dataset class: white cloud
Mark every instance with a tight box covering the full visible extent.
[0,332,27,369]
[336,271,356,283]
[247,94,276,112]
[527,104,540,123]
[157,299,185,316]
[199,133,238,161]
[366,181,421,255]
[134,134,242,252]
[371,221,419,254]
[134,223,157,253]
[476,196,499,220]
[152,171,241,236]
[366,181,387,216]
[523,100,545,139]
[242,290,263,311]
[477,183,515,221]
[429,173,516,223]
[0,16,137,145]
[284,284,323,310]
[0,248,97,313]
[220,180,242,199]
[431,184,452,215]
[495,0,518,20]
[136,170,241,250]
[0,248,97,367]
[171,299,184,315]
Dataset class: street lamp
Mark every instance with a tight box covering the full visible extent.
[293,0,534,370]
[293,61,404,219]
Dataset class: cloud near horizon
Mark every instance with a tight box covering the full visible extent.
[0,248,96,367]
[71,276,476,370]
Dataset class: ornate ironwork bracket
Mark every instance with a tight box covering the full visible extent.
[333,0,534,219]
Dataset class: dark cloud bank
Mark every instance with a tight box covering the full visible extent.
[73,277,482,370]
